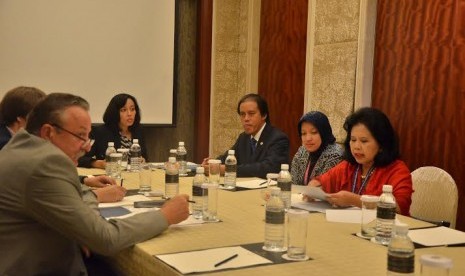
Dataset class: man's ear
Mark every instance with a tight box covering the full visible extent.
[39,124,54,141]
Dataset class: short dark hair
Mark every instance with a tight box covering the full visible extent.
[0,86,46,125]
[26,93,89,135]
[103,93,141,133]
[343,107,400,167]
[236,93,270,124]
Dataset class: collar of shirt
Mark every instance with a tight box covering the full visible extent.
[6,125,16,136]
[250,122,266,143]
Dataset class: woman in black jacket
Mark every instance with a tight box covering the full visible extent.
[78,93,147,168]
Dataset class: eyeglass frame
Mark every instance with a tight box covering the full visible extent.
[51,123,95,148]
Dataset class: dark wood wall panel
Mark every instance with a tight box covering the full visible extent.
[258,0,308,161]
[373,0,465,230]
[194,0,212,163]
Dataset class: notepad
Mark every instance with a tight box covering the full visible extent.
[409,226,465,246]
[156,246,272,274]
[99,206,131,218]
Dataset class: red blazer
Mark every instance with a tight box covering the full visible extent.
[315,160,413,216]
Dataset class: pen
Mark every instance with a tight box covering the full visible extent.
[162,196,195,203]
[120,178,124,187]
[214,254,238,267]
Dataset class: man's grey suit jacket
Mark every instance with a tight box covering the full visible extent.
[0,130,168,275]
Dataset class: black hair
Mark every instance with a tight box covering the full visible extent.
[343,107,400,167]
[102,93,141,134]
[236,93,270,124]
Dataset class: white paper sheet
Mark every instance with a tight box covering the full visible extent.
[326,209,362,223]
[409,226,465,246]
[291,193,358,214]
[235,178,276,189]
[291,185,328,201]
[291,193,334,213]
[156,246,272,274]
[98,194,152,208]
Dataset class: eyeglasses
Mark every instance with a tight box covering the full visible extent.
[51,124,94,148]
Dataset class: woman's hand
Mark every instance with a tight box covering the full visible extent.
[326,191,361,208]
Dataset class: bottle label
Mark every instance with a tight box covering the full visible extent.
[192,185,203,196]
[165,174,179,183]
[177,154,187,161]
[225,164,237,173]
[377,206,396,219]
[265,210,285,224]
[387,254,414,273]
[277,180,292,191]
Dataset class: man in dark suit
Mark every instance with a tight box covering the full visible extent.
[205,93,289,179]
[0,86,46,150]
[0,93,189,275]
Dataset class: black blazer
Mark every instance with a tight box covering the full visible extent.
[78,124,148,168]
[218,124,289,178]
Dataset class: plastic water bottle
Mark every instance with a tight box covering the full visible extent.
[387,223,415,275]
[129,139,142,172]
[105,142,116,176]
[277,164,292,211]
[224,150,237,189]
[375,184,397,245]
[264,187,286,252]
[192,167,206,219]
[165,157,179,198]
[177,142,187,176]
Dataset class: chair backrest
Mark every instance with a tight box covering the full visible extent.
[410,166,458,228]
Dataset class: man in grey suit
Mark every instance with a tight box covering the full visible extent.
[0,93,189,275]
[203,93,289,179]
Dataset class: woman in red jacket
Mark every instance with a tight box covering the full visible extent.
[308,107,413,215]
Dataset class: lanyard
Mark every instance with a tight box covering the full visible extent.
[351,165,375,195]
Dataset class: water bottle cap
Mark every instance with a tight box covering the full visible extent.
[420,254,453,269]
[228,149,235,155]
[208,159,221,164]
[169,149,177,153]
[110,153,123,157]
[133,139,139,144]
[179,141,185,146]
[196,166,205,173]
[281,164,289,170]
[108,142,114,146]
[382,184,392,192]
[168,157,176,163]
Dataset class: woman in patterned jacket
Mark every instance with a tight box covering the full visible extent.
[291,111,344,185]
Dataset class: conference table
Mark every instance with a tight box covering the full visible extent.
[78,167,465,275]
